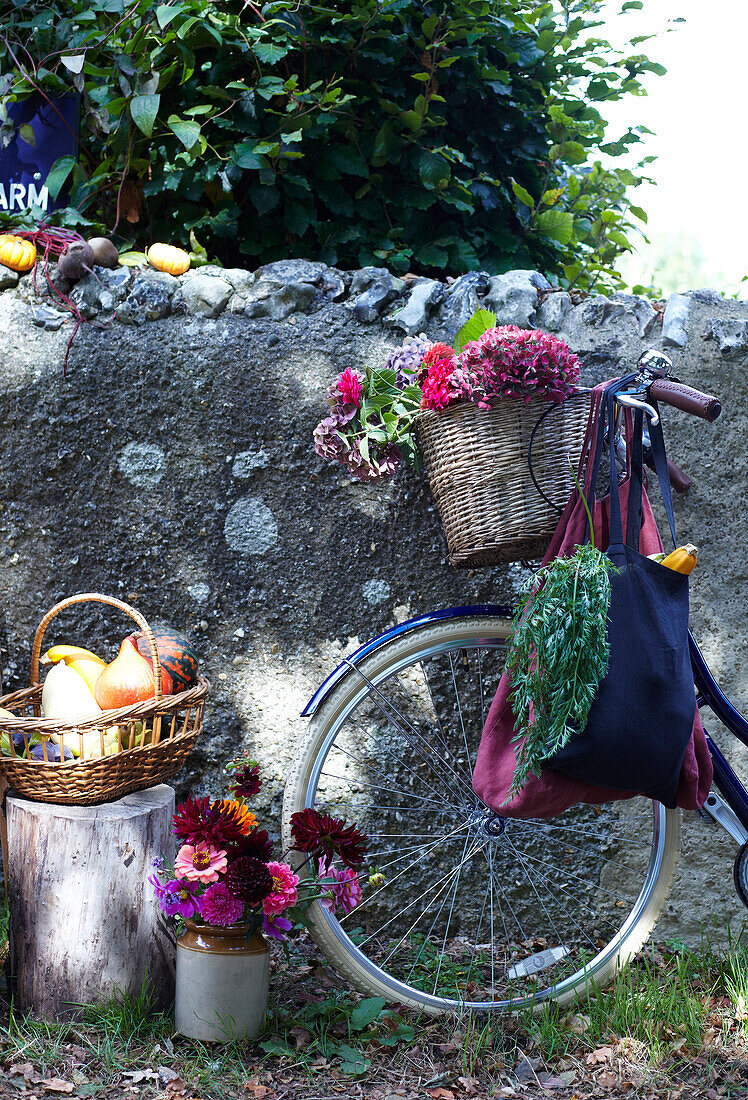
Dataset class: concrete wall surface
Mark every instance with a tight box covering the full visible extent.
[0,260,746,943]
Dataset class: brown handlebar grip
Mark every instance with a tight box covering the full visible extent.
[666,457,692,494]
[649,379,721,421]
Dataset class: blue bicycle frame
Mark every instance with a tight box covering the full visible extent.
[302,602,748,841]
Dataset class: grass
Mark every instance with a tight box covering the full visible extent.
[2,925,748,1098]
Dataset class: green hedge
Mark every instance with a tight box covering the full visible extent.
[0,0,663,289]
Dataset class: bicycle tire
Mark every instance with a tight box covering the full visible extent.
[283,614,682,1014]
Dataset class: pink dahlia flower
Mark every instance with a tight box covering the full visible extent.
[262,861,299,916]
[421,356,459,410]
[319,861,364,915]
[175,842,227,883]
[200,882,245,926]
[337,368,363,407]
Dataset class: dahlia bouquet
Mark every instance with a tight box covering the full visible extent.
[150,756,370,940]
[313,312,581,482]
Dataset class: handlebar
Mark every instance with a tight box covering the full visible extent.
[648,378,722,422]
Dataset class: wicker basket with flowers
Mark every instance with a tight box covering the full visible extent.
[313,311,590,566]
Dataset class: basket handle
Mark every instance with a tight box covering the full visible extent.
[30,593,163,704]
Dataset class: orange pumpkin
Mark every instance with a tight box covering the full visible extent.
[0,234,36,272]
[147,242,190,276]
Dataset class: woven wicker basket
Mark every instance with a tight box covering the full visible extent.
[417,394,591,568]
[0,593,209,805]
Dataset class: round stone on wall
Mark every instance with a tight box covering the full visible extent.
[362,579,391,605]
[224,497,278,555]
[117,442,167,488]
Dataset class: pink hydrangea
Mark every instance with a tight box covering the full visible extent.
[319,862,363,915]
[174,843,227,884]
[262,861,299,916]
[313,416,347,461]
[460,326,580,405]
[200,882,245,926]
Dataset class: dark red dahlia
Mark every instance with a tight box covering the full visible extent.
[172,796,249,848]
[224,826,274,863]
[231,763,262,799]
[290,809,369,870]
[225,856,273,904]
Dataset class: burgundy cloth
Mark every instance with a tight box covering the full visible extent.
[472,383,713,818]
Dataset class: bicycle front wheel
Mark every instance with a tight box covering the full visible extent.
[283,614,681,1014]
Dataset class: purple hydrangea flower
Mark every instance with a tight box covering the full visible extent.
[383,334,432,386]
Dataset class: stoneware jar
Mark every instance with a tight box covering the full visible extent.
[175,921,270,1042]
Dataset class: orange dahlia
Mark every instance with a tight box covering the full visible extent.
[218,799,257,834]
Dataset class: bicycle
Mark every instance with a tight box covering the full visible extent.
[282,353,742,1016]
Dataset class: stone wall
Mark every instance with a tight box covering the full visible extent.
[0,257,747,942]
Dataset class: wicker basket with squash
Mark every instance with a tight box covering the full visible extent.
[0,593,209,805]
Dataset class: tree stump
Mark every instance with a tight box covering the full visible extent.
[7,784,175,1018]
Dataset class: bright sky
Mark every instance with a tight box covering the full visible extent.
[599,0,748,297]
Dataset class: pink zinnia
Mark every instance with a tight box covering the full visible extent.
[174,842,227,883]
[337,368,363,407]
[200,882,245,926]
[262,861,299,916]
[318,861,363,915]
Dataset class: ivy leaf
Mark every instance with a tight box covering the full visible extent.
[254,41,291,64]
[535,210,574,247]
[419,150,450,190]
[511,179,535,209]
[156,3,184,29]
[61,53,85,74]
[117,251,149,266]
[542,187,565,206]
[18,123,35,147]
[130,93,160,137]
[167,115,201,149]
[45,155,77,200]
[328,146,368,177]
[248,185,279,215]
[416,242,448,267]
[453,308,497,352]
[554,140,587,165]
[232,141,263,170]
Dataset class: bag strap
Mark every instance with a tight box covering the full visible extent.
[606,390,678,550]
[647,402,678,549]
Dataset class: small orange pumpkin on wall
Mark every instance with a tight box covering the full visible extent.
[147,242,190,276]
[0,234,37,272]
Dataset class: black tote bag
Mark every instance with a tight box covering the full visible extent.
[545,384,696,808]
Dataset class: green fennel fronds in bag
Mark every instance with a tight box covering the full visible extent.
[504,542,616,800]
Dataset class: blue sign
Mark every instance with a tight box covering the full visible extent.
[0,95,80,215]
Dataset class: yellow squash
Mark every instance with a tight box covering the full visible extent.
[147,242,190,276]
[0,234,36,272]
[42,644,107,694]
[650,544,698,575]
